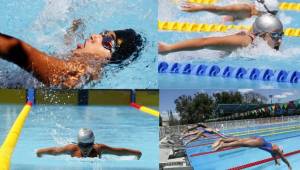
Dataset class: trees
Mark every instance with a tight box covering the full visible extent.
[175,93,214,124]
[173,91,268,124]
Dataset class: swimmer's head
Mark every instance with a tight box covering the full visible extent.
[215,128,220,132]
[109,29,145,66]
[273,144,284,154]
[252,14,283,50]
[78,128,95,157]
[255,0,279,15]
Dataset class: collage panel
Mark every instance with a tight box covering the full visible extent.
[158,0,300,89]
[0,0,157,89]
[159,89,300,170]
[0,89,159,169]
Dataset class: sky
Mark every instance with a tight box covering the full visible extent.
[160,89,300,118]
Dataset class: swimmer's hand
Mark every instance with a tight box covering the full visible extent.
[180,2,203,12]
[136,152,142,160]
[36,150,43,157]
[158,42,172,55]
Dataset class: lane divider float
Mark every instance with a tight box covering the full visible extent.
[158,62,300,84]
[130,103,160,117]
[0,102,32,170]
[158,21,300,37]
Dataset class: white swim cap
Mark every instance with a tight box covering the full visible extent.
[252,13,283,34]
[78,128,95,144]
[255,0,279,14]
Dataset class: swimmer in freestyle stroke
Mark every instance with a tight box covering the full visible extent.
[159,14,283,54]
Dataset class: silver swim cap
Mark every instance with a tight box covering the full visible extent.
[255,0,279,14]
[78,128,95,144]
[252,14,283,34]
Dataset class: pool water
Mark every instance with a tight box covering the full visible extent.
[158,0,300,89]
[0,0,157,89]
[0,104,158,170]
[184,121,300,170]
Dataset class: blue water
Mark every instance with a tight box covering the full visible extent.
[0,0,157,89]
[184,122,300,170]
[158,0,300,89]
[0,104,158,170]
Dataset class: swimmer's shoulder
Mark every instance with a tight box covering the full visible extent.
[65,143,80,151]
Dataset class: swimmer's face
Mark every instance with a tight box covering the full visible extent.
[73,31,116,59]
[78,143,94,157]
[262,33,282,50]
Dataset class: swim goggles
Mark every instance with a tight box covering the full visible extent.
[270,32,284,40]
[256,0,278,15]
[100,31,116,53]
[78,142,94,148]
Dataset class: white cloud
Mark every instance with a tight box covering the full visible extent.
[274,94,287,99]
[282,92,293,96]
[238,89,254,93]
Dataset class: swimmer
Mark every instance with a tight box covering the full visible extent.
[212,136,292,170]
[182,127,225,145]
[180,0,279,22]
[36,128,142,159]
[183,123,208,133]
[0,21,144,88]
[159,14,283,54]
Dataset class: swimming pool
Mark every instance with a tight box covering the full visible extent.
[0,104,158,170]
[183,121,300,170]
[158,0,300,89]
[0,0,157,89]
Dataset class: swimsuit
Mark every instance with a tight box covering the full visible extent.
[256,136,276,156]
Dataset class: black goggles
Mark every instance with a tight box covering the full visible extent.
[78,142,93,148]
[100,31,116,53]
[256,0,278,15]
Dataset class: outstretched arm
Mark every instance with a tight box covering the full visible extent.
[158,34,252,54]
[182,131,198,139]
[180,3,256,20]
[36,144,75,157]
[278,153,292,170]
[0,33,75,87]
[185,132,204,145]
[98,144,142,159]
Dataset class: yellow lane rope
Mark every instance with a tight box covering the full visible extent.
[158,21,300,37]
[0,102,32,170]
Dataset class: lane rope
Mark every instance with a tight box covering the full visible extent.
[130,102,160,117]
[158,21,300,37]
[0,102,32,170]
[158,62,300,84]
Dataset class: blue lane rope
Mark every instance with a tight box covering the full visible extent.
[158,61,300,83]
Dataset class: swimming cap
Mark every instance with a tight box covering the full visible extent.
[252,13,283,34]
[78,128,95,144]
[255,0,279,14]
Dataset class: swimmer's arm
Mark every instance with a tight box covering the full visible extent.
[182,131,198,139]
[0,33,72,87]
[186,133,203,145]
[36,145,75,157]
[158,34,252,54]
[97,144,142,159]
[278,152,292,169]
